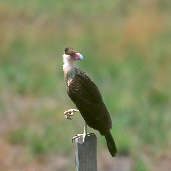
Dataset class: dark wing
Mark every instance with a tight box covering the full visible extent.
[75,69,103,103]
[67,69,112,134]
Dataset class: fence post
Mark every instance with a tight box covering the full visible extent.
[73,133,97,171]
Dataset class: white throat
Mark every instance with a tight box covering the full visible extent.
[63,54,75,74]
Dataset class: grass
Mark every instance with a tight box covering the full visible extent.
[0,0,171,170]
[133,158,149,171]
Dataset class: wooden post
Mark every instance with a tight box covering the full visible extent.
[73,133,97,171]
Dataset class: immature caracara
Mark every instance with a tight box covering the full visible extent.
[63,48,117,157]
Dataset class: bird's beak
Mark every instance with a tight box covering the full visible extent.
[75,52,84,60]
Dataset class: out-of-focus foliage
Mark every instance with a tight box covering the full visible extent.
[0,0,171,170]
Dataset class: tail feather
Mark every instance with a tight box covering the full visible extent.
[105,132,117,157]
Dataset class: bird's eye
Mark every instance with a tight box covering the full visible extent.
[70,53,75,58]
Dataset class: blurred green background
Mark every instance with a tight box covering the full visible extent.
[0,0,171,170]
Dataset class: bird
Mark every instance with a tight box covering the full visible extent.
[63,47,117,157]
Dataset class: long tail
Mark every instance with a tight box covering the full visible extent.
[105,131,117,157]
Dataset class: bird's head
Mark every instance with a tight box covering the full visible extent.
[63,48,83,63]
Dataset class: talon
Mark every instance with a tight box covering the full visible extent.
[64,109,79,120]
[72,134,83,143]
[65,113,73,120]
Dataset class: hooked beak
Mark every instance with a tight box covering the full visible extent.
[74,52,84,60]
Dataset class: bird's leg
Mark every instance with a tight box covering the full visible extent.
[64,109,79,120]
[72,122,88,143]
[82,122,88,142]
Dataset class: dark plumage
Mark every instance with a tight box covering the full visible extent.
[63,48,117,156]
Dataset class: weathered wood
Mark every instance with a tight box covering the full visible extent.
[73,133,97,171]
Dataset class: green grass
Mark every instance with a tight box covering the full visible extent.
[133,158,149,171]
[0,1,171,170]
